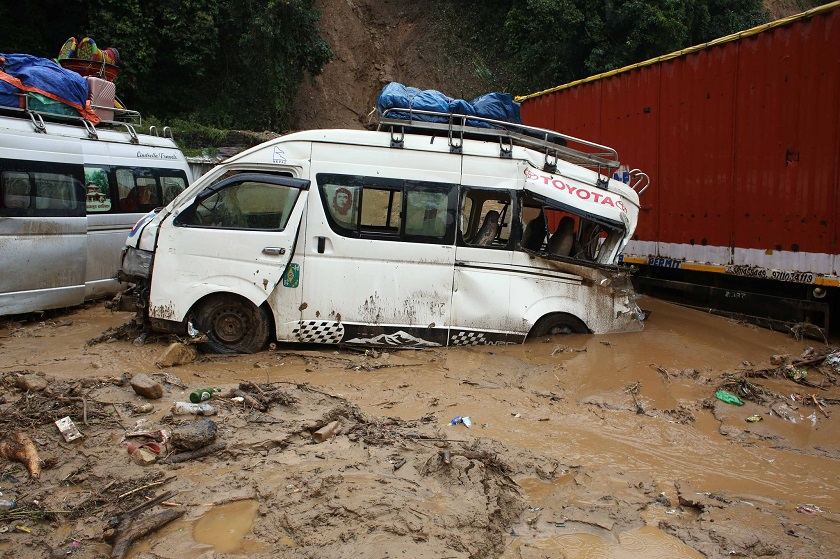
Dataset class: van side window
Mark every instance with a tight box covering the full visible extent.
[33,172,82,211]
[116,168,160,212]
[2,171,32,210]
[520,193,626,264]
[360,187,402,237]
[404,188,449,239]
[161,175,187,205]
[182,179,301,230]
[84,166,112,212]
[0,160,85,217]
[460,189,512,248]
[317,174,456,244]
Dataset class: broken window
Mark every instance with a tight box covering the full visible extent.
[459,188,512,248]
[519,193,626,265]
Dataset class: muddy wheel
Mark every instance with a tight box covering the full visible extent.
[195,294,270,354]
[528,313,588,338]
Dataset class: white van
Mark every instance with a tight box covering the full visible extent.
[119,111,648,352]
[0,109,191,315]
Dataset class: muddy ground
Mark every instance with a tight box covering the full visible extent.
[0,296,838,559]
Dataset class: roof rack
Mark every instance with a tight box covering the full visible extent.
[0,92,164,145]
[377,107,620,175]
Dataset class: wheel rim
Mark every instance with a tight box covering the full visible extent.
[210,305,249,344]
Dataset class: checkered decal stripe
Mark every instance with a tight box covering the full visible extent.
[449,331,488,346]
[292,321,345,344]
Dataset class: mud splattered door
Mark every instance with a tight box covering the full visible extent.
[148,173,309,321]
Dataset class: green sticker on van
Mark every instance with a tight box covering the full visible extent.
[283,263,300,288]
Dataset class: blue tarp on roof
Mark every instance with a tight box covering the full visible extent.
[376,82,521,128]
[0,53,90,116]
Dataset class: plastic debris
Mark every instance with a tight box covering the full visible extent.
[715,390,744,406]
[55,416,83,442]
[745,415,763,423]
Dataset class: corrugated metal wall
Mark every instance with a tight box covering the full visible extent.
[520,4,840,275]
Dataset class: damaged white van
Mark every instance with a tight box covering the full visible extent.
[117,110,649,352]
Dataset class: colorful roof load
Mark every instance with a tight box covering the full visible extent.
[517,2,840,333]
[0,53,100,123]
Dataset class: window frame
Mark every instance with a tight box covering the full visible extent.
[457,186,515,250]
[0,158,85,218]
[316,173,457,245]
[174,172,309,231]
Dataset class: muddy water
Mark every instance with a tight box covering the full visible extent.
[1,296,838,558]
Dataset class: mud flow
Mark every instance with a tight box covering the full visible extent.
[0,296,838,559]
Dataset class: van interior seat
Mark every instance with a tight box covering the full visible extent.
[548,216,575,256]
[521,211,546,250]
[473,210,500,246]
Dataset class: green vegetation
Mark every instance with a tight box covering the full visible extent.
[0,0,332,131]
[436,0,774,94]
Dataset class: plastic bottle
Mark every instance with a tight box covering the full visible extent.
[0,499,16,511]
[189,388,221,403]
[172,401,217,416]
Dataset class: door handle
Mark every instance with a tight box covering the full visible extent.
[262,247,286,255]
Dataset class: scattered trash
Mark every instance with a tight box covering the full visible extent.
[771,403,801,423]
[189,387,221,403]
[133,332,149,347]
[451,416,472,427]
[171,402,217,416]
[511,413,521,418]
[313,420,343,443]
[797,504,822,514]
[785,366,808,382]
[55,416,83,442]
[825,352,840,374]
[528,507,543,512]
[745,415,763,423]
[132,403,154,414]
[393,458,406,471]
[0,499,16,511]
[715,390,744,406]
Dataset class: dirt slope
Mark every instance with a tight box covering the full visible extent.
[289,0,489,131]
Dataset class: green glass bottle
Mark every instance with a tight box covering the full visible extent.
[189,387,220,403]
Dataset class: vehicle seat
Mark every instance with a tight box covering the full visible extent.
[473,210,500,246]
[547,216,575,256]
[521,211,546,251]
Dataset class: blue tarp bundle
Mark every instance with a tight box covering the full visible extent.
[376,82,521,128]
[0,53,98,122]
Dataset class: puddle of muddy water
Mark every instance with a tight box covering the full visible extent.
[192,499,264,553]
[124,500,269,558]
[502,525,705,559]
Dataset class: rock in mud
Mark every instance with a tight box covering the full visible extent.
[130,373,163,400]
[171,419,217,450]
[156,342,197,367]
[15,374,48,392]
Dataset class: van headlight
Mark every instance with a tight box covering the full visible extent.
[121,247,154,279]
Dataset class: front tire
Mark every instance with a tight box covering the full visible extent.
[528,312,588,338]
[195,294,270,354]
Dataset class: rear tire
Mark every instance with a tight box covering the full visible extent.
[528,313,588,338]
[195,294,270,354]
